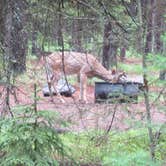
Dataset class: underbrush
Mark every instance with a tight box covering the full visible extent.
[0,106,73,166]
[61,129,166,166]
[118,63,142,74]
[0,104,165,166]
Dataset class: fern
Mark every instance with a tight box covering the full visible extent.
[0,106,71,166]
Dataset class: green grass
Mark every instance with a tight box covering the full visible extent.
[118,63,142,74]
[61,129,166,165]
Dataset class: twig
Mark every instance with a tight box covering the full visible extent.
[106,103,118,134]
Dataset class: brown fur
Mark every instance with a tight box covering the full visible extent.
[43,51,120,102]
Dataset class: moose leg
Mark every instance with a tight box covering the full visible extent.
[80,65,91,103]
[46,73,54,102]
[45,63,55,101]
[50,75,65,103]
[77,74,80,83]
[80,73,87,102]
[46,72,64,103]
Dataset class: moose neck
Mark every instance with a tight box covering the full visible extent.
[93,64,114,82]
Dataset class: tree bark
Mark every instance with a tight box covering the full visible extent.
[0,0,6,44]
[71,6,82,52]
[144,0,164,54]
[144,42,155,160]
[2,0,13,116]
[102,21,117,69]
[143,0,156,160]
[31,25,38,55]
[57,7,63,47]
[10,0,28,74]
[102,21,111,69]
[120,47,126,61]
[151,0,156,53]
[155,0,165,53]
[145,1,153,54]
[137,0,143,53]
[57,1,67,49]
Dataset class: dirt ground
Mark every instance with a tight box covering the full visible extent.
[0,57,165,132]
[1,81,164,133]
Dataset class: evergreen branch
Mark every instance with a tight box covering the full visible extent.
[121,0,139,27]
[98,0,128,33]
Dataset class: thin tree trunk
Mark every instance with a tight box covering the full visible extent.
[57,8,63,47]
[137,0,143,53]
[143,0,155,160]
[32,26,38,55]
[11,0,28,74]
[71,10,82,51]
[0,0,5,44]
[120,47,126,61]
[145,1,153,54]
[76,19,82,52]
[155,0,164,53]
[142,54,155,160]
[102,21,117,69]
[57,1,67,49]
[157,0,166,78]
[151,0,157,53]
[3,0,13,116]
[102,21,111,69]
[110,45,118,68]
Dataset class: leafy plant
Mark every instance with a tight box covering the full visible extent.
[102,150,162,166]
[61,129,166,166]
[0,105,71,166]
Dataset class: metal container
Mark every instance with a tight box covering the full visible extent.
[95,82,143,103]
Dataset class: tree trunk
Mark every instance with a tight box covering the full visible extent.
[57,9,63,47]
[144,43,155,160]
[0,0,27,115]
[137,0,143,53]
[145,1,153,54]
[155,0,165,53]
[0,0,7,70]
[120,47,126,61]
[31,26,38,55]
[76,19,82,52]
[10,0,28,74]
[0,0,6,43]
[109,45,118,68]
[71,20,82,52]
[102,21,111,69]
[57,1,67,49]
[144,0,164,54]
[156,0,166,78]
[143,0,156,160]
[3,0,13,71]
[2,0,13,116]
[102,21,117,69]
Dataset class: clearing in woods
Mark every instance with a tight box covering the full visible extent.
[2,57,165,132]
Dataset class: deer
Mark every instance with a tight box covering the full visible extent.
[41,51,125,103]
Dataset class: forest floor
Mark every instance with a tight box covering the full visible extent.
[8,82,165,132]
[1,57,165,132]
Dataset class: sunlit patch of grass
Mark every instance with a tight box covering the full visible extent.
[61,129,166,165]
[88,77,103,85]
[118,63,142,74]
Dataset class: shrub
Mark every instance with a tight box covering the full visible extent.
[0,105,71,166]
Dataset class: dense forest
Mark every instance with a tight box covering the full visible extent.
[0,0,165,165]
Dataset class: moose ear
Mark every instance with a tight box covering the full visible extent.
[111,69,116,75]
